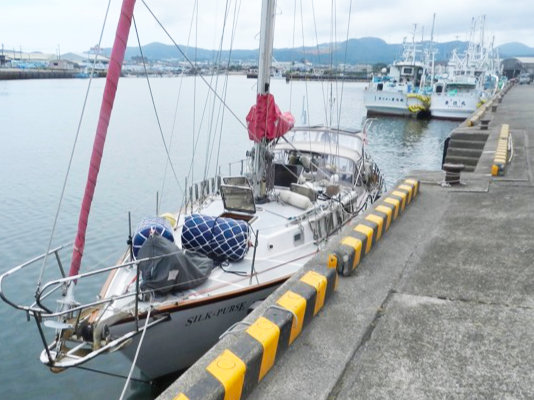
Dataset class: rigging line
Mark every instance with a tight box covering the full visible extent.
[159,0,198,210]
[187,66,224,186]
[202,4,229,179]
[328,0,336,127]
[203,0,231,181]
[299,0,312,127]
[214,0,242,174]
[309,0,328,124]
[165,0,199,214]
[208,0,242,178]
[132,16,184,194]
[192,0,198,188]
[336,0,353,131]
[36,0,113,290]
[289,0,297,110]
[158,71,185,211]
[118,307,153,400]
[141,0,247,131]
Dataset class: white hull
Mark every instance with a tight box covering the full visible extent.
[430,93,478,120]
[114,282,283,379]
[364,90,411,117]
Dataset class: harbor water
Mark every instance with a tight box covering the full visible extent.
[0,76,457,399]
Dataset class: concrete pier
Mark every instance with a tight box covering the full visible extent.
[158,84,534,400]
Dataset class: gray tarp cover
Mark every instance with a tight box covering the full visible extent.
[137,235,214,294]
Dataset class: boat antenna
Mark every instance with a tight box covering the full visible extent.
[69,0,136,281]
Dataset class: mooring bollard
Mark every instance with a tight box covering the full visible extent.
[492,104,498,112]
[442,163,465,185]
[480,118,491,130]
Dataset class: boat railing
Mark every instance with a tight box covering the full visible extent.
[0,244,188,319]
[184,159,251,211]
[0,244,69,312]
[0,244,195,368]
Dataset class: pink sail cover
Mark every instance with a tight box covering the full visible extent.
[246,93,295,143]
[69,0,136,278]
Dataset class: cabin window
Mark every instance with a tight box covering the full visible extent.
[403,67,413,75]
[377,83,383,91]
[435,84,444,94]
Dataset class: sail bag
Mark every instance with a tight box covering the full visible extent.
[181,214,250,262]
[246,93,295,142]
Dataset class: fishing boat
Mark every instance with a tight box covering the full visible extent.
[429,78,481,120]
[0,0,384,381]
[363,27,430,118]
[430,16,499,120]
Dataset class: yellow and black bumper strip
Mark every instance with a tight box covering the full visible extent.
[333,178,419,276]
[172,265,337,400]
[491,124,510,177]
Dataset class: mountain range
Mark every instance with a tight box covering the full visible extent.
[103,37,534,65]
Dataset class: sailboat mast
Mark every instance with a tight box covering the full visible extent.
[257,0,275,96]
[252,0,276,200]
[68,0,136,278]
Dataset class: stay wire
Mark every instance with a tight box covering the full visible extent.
[214,0,243,173]
[37,0,113,290]
[309,0,328,124]
[141,0,247,131]
[336,0,353,130]
[204,0,232,180]
[159,0,199,211]
[192,0,198,188]
[201,1,230,181]
[299,0,312,126]
[167,0,199,218]
[132,16,184,194]
[289,0,297,110]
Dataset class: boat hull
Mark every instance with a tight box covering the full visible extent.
[430,89,479,121]
[430,96,478,120]
[111,281,284,379]
[364,90,411,117]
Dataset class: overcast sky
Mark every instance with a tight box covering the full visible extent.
[2,0,533,55]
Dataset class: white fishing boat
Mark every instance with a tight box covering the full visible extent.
[430,47,483,120]
[430,77,481,120]
[430,16,499,120]
[0,0,384,381]
[364,27,430,118]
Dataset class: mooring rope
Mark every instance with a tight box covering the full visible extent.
[118,307,153,400]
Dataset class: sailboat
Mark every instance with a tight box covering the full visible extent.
[0,0,384,380]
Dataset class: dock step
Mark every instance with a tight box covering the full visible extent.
[449,138,487,150]
[446,147,483,158]
[450,131,489,142]
[444,155,480,167]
